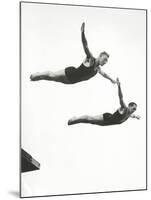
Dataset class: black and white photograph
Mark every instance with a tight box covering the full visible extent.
[20,1,147,198]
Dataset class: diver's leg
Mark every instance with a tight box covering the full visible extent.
[30,69,70,84]
[68,115,104,126]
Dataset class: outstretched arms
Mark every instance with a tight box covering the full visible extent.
[81,22,93,58]
[130,114,140,120]
[116,78,127,108]
[97,67,116,84]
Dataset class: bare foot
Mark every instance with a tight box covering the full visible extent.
[68,117,77,125]
[30,73,41,81]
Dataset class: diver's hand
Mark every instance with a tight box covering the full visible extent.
[81,22,85,32]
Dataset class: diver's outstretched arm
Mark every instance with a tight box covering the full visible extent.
[130,114,140,120]
[97,67,116,84]
[116,78,127,108]
[81,22,93,58]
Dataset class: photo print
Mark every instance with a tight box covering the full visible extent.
[20,2,147,198]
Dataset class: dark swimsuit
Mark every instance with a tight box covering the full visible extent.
[103,109,129,125]
[65,58,97,84]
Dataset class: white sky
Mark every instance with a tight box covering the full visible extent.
[21,2,146,197]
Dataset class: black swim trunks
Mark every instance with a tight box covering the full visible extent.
[65,66,77,83]
[103,113,113,125]
[103,109,129,125]
[65,61,97,84]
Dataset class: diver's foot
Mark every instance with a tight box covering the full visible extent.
[68,117,77,125]
[30,73,41,81]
